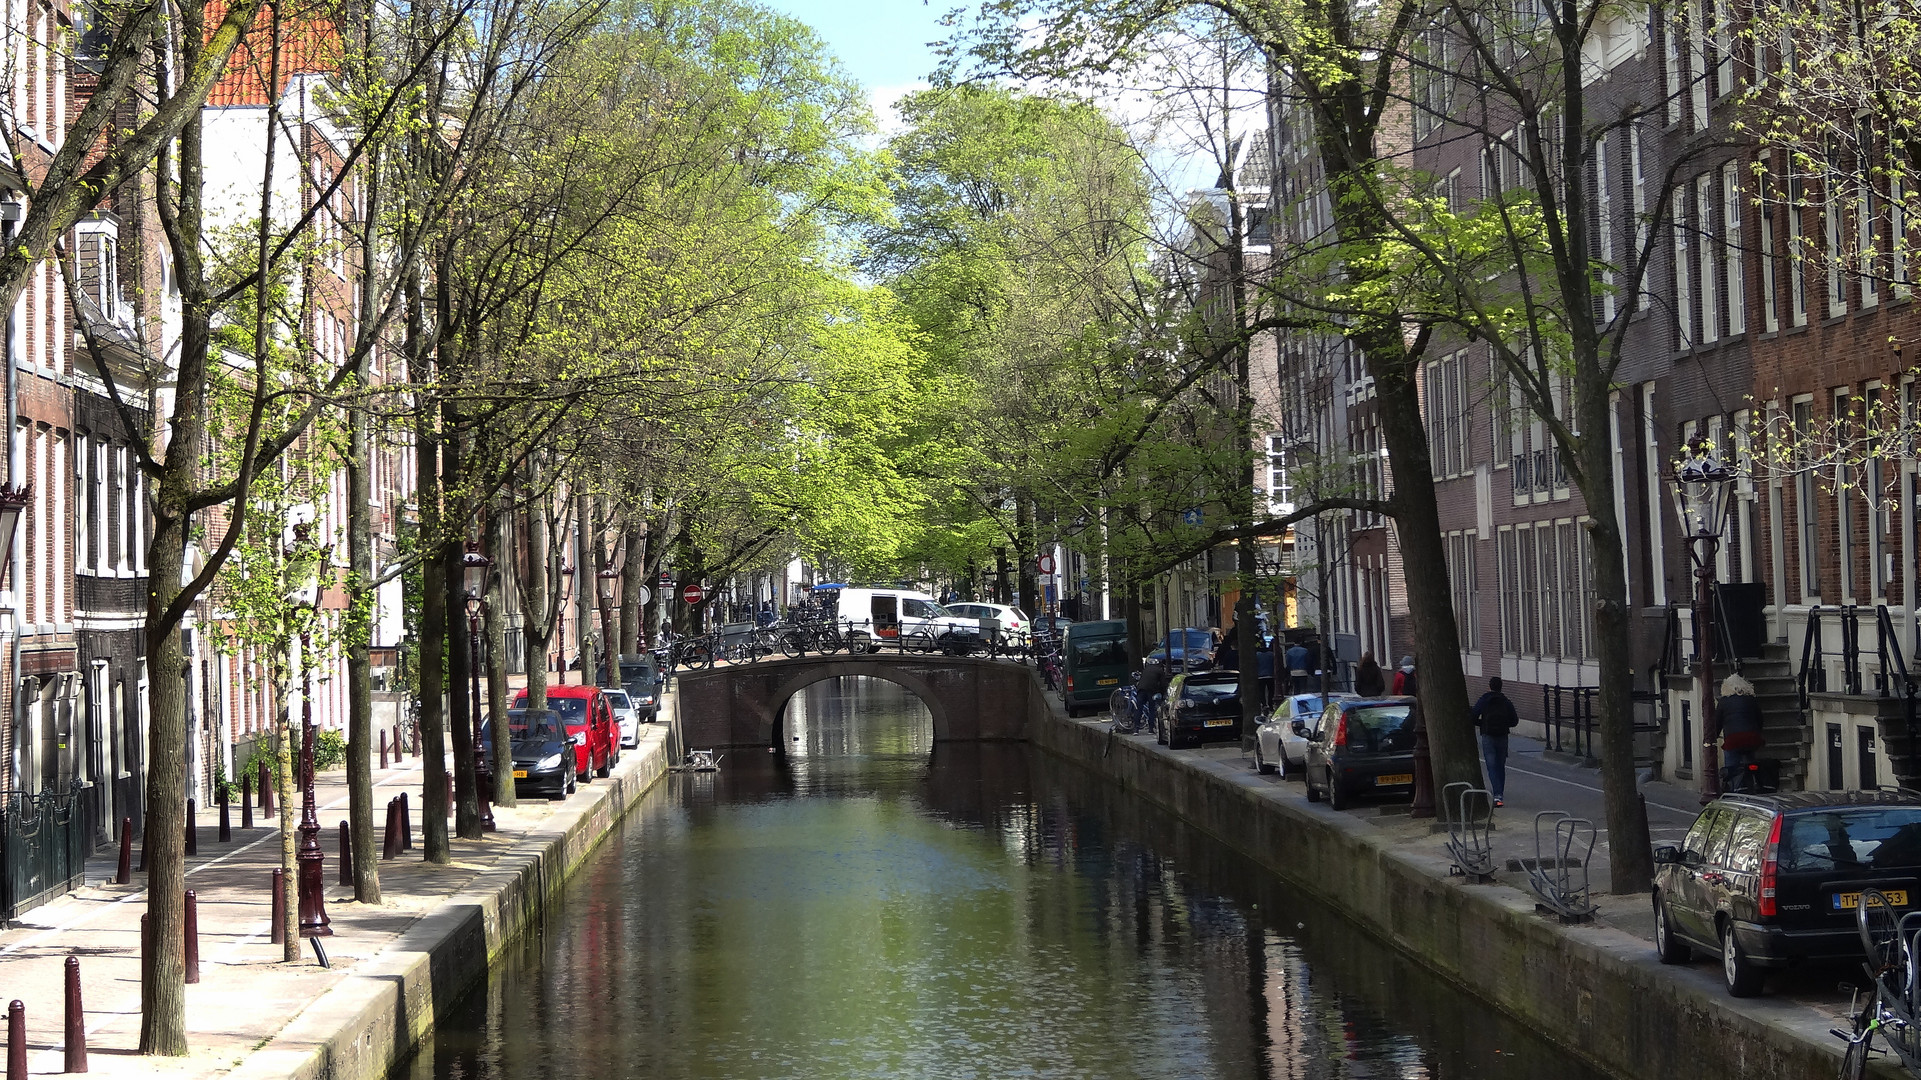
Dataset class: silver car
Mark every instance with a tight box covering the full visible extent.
[603,689,641,748]
[1254,693,1353,777]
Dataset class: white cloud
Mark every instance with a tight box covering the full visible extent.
[867,81,931,142]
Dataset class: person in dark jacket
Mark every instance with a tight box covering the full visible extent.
[1216,625,1240,672]
[1718,674,1766,787]
[1470,677,1520,806]
[1354,652,1386,697]
[1285,640,1314,693]
[1391,656,1417,697]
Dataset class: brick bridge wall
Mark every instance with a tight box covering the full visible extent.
[673,656,1042,748]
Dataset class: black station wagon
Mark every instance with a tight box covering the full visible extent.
[1652,790,1921,997]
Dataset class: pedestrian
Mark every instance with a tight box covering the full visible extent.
[1255,638,1276,710]
[1718,674,1765,790]
[1217,624,1240,671]
[1391,655,1418,697]
[1354,651,1386,697]
[1471,676,1520,806]
[1285,638,1313,694]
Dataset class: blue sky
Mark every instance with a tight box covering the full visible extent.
[763,0,951,92]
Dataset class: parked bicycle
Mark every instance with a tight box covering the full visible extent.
[1837,887,1921,1078]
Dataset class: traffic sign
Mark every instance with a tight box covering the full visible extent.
[1038,553,1056,574]
[658,571,672,587]
[633,585,651,606]
[681,583,706,605]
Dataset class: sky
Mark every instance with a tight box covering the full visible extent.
[759,0,953,130]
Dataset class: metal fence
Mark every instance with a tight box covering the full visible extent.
[1541,685,1668,768]
[0,780,94,925]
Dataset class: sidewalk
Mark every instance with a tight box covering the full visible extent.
[0,723,672,1076]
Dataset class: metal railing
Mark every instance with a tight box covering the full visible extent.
[1542,684,1597,759]
[1,780,93,925]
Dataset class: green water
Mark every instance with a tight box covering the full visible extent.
[404,676,1604,1079]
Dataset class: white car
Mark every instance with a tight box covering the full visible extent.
[1254,693,1353,777]
[944,602,1031,641]
[603,689,641,748]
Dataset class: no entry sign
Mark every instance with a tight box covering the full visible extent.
[681,583,706,605]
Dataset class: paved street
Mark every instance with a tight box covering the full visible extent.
[0,725,670,1076]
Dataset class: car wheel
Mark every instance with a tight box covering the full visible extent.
[1721,921,1764,997]
[1305,766,1323,802]
[1653,892,1691,964]
[1255,743,1276,775]
[1156,717,1167,745]
[1328,778,1350,811]
[597,751,612,778]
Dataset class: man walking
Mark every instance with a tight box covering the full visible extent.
[1285,638,1314,694]
[1470,677,1519,807]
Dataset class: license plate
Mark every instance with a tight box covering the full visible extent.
[1098,678,1119,686]
[512,770,528,779]
[1204,717,1235,727]
[1375,773,1414,786]
[1835,889,1910,910]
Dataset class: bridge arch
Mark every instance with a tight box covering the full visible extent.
[673,654,1039,749]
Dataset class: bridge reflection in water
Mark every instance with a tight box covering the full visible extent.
[405,677,1606,1080]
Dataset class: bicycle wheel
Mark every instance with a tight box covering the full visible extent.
[904,629,936,654]
[780,630,808,658]
[687,640,715,670]
[1838,1000,1875,1080]
[816,628,843,655]
[1860,888,1901,973]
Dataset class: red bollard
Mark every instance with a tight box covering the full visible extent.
[8,999,25,1080]
[338,822,352,886]
[64,955,85,1073]
[219,789,231,844]
[241,771,254,830]
[258,760,273,817]
[270,869,286,944]
[185,799,197,857]
[379,730,388,770]
[183,891,200,985]
[114,817,131,885]
[400,792,413,851]
[382,799,399,860]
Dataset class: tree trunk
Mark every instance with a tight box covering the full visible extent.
[1016,501,1037,617]
[138,513,189,1053]
[1238,539,1262,745]
[344,382,380,902]
[523,465,553,711]
[275,696,298,960]
[620,520,645,654]
[415,416,450,863]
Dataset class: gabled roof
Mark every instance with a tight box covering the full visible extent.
[205,2,340,107]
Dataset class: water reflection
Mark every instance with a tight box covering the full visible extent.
[405,677,1603,1080]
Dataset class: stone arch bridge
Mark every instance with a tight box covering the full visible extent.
[673,654,1048,749]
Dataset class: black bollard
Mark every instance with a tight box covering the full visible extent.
[183,891,200,985]
[338,822,352,886]
[381,799,398,860]
[219,789,231,844]
[242,771,254,830]
[379,730,388,770]
[135,812,147,873]
[8,999,25,1080]
[185,799,197,857]
[270,869,286,945]
[114,817,131,885]
[258,759,273,817]
[400,792,413,850]
[64,956,85,1074]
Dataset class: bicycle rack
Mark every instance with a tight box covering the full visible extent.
[1442,783,1496,882]
[1526,811,1598,922]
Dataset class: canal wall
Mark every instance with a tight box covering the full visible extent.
[1025,690,1861,1080]
[232,715,676,1080]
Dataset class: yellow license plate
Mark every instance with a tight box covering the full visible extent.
[1098,678,1119,686]
[1204,717,1235,727]
[1836,890,1910,910]
[512,770,528,779]
[1375,773,1414,786]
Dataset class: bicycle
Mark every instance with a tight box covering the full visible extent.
[1837,887,1921,1078]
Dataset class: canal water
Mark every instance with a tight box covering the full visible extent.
[403,677,1605,1080]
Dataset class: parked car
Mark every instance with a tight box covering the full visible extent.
[511,685,618,781]
[506,708,577,800]
[1158,670,1244,749]
[1254,693,1354,777]
[1060,620,1128,717]
[1652,790,1921,997]
[1145,628,1216,673]
[1303,697,1416,810]
[1031,614,1075,637]
[604,689,641,748]
[614,653,661,721]
[823,587,978,650]
[944,602,1032,640]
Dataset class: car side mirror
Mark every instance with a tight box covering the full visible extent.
[570,734,584,746]
[1291,720,1308,737]
[1652,845,1680,866]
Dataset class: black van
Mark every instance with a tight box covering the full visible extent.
[1652,790,1921,997]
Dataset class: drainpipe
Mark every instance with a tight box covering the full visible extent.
[3,204,19,792]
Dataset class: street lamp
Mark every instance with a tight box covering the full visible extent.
[1670,438,1738,801]
[556,562,573,684]
[462,542,496,833]
[290,523,332,941]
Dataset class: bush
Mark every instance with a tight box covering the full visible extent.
[312,728,348,772]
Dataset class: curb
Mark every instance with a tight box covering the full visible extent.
[226,705,676,1080]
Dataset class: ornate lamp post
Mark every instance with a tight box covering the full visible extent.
[1670,438,1738,802]
[556,562,573,684]
[462,543,496,833]
[291,524,332,940]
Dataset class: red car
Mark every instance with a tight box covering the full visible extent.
[511,685,619,781]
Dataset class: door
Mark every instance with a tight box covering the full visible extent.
[1828,724,1845,790]
[871,595,899,639]
[1671,807,1726,944]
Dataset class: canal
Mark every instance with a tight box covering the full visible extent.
[403,676,1606,1079]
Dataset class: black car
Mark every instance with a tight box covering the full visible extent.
[1303,697,1416,810]
[507,708,579,801]
[1158,670,1243,749]
[1652,789,1921,997]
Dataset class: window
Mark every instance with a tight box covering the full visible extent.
[1866,384,1889,600]
[1723,164,1744,335]
[1826,173,1847,316]
[1664,18,1684,125]
[1674,189,1694,349]
[1267,435,1293,514]
[1630,124,1650,262]
[1687,0,1709,128]
[1760,165,1780,331]
[1861,137,1879,308]
[1499,527,1522,652]
[1424,351,1471,477]
[1595,134,1617,323]
[1793,396,1821,597]
[1445,530,1479,651]
[1894,170,1910,296]
[1834,388,1854,600]
[1698,173,1719,343]
[1788,175,1808,326]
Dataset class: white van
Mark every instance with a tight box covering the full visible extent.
[824,587,979,651]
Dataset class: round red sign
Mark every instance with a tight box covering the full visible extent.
[681,583,705,605]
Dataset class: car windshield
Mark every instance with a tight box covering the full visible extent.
[603,691,631,708]
[1182,678,1240,702]
[1072,638,1126,666]
[1779,808,1921,872]
[1291,695,1326,715]
[1342,705,1414,753]
[507,709,562,740]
